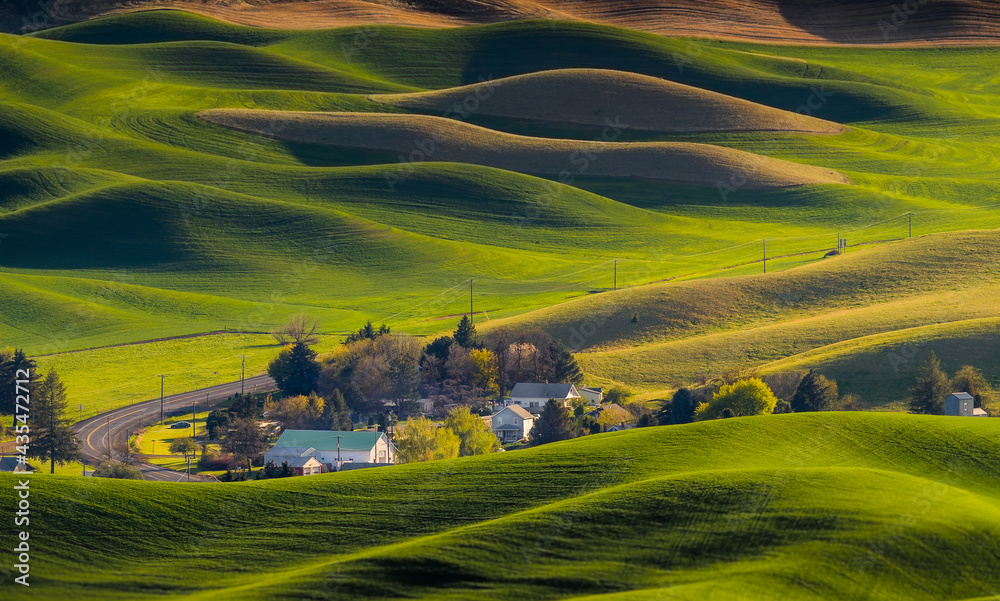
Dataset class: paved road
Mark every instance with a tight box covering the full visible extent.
[73,374,276,482]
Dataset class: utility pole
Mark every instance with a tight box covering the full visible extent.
[908,213,913,237]
[241,355,246,395]
[762,239,767,274]
[336,435,342,472]
[469,279,475,325]
[158,374,166,424]
[614,259,618,291]
[106,416,112,460]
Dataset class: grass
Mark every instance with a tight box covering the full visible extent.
[487,229,1000,404]
[372,67,844,134]
[1,10,1000,416]
[3,412,1000,599]
[200,108,847,186]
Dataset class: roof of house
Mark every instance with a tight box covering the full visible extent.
[509,383,579,399]
[496,405,533,419]
[0,457,33,472]
[284,456,323,468]
[948,392,975,401]
[973,408,989,416]
[271,430,382,452]
[581,387,603,393]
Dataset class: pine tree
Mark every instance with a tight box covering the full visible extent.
[29,370,82,474]
[909,351,950,414]
[790,369,839,412]
[549,341,583,384]
[669,388,695,424]
[324,389,354,431]
[529,399,575,445]
[453,315,477,348]
[267,342,321,396]
[0,349,38,416]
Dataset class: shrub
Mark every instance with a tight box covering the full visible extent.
[695,378,778,420]
[93,460,143,480]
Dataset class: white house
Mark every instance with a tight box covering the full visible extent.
[265,430,395,472]
[945,392,988,417]
[507,383,581,414]
[492,405,534,443]
[579,387,604,405]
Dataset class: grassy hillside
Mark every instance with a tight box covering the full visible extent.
[1,11,1000,414]
[371,68,844,134]
[487,229,1000,405]
[3,412,1000,599]
[200,109,847,186]
[8,1,1000,45]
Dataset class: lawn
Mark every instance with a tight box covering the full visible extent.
[2,412,1000,599]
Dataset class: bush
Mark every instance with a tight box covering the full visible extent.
[199,451,235,471]
[93,460,143,480]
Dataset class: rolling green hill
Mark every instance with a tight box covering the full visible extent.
[2,10,1000,413]
[3,412,1000,599]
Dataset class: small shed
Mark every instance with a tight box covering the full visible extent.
[945,392,976,417]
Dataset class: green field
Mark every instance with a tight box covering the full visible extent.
[3,412,1000,599]
[2,10,1000,410]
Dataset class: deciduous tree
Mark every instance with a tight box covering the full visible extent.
[443,406,500,456]
[952,365,997,416]
[695,378,778,420]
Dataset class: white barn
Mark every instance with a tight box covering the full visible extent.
[507,383,581,414]
[265,430,395,472]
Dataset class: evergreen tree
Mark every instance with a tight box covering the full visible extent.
[453,315,477,348]
[529,399,576,445]
[323,389,354,431]
[790,369,839,412]
[549,341,584,384]
[667,388,695,425]
[0,349,38,416]
[229,393,259,420]
[29,370,82,474]
[909,351,951,414]
[267,342,321,397]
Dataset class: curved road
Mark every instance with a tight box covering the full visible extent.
[73,375,276,482]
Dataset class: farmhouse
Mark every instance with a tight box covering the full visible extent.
[579,387,604,405]
[945,392,988,417]
[491,405,534,443]
[508,383,581,413]
[265,430,396,472]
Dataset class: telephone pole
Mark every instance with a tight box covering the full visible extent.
[241,354,246,395]
[762,239,767,274]
[158,374,166,424]
[469,279,475,325]
[613,259,618,291]
[908,213,913,237]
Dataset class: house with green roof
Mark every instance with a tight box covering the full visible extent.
[264,430,395,472]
